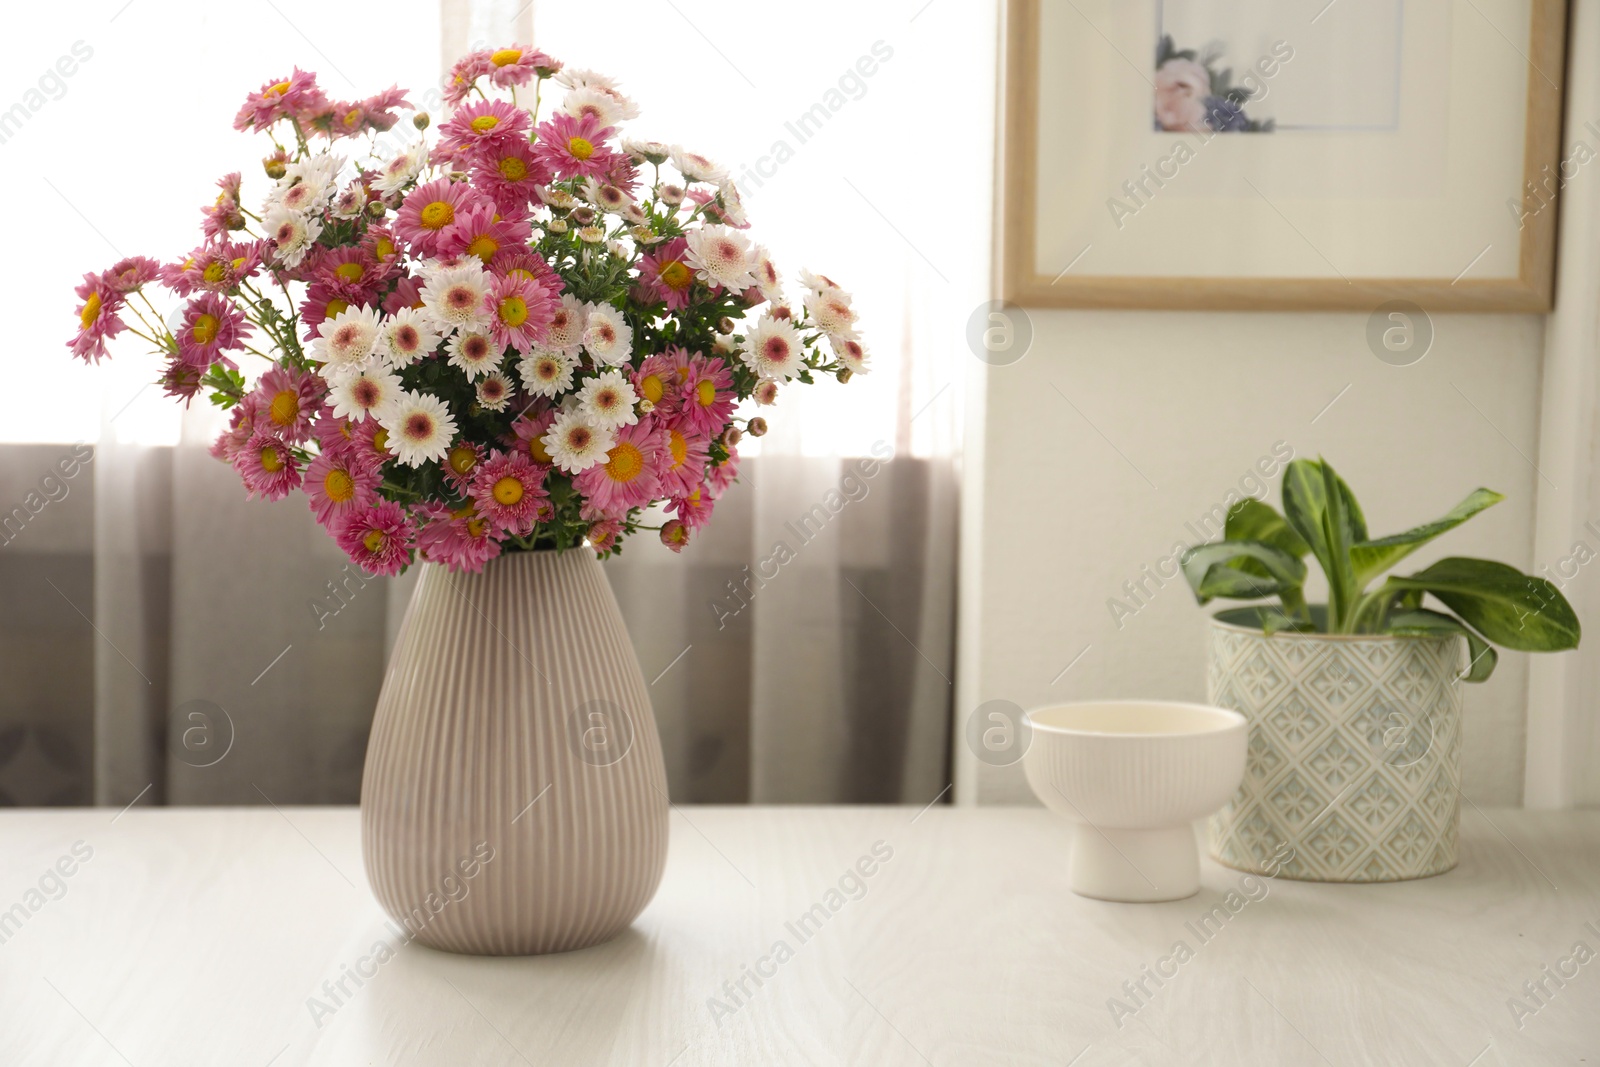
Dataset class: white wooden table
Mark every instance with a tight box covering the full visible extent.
[0,806,1595,1066]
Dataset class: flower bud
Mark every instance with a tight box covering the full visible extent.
[366,199,387,219]
[413,112,431,130]
[660,520,690,553]
[263,156,287,180]
[721,427,743,448]
[571,206,597,225]
[548,218,569,233]
[836,368,853,384]
[746,417,768,438]
[717,317,735,335]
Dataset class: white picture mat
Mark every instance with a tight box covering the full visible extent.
[1032,0,1532,281]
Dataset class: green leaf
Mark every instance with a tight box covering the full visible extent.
[1180,541,1306,605]
[1226,498,1310,558]
[1385,558,1581,652]
[1350,489,1504,588]
[1385,608,1499,683]
[1281,458,1367,630]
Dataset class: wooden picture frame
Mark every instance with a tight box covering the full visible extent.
[998,0,1569,311]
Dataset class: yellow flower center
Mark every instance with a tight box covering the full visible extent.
[265,80,292,98]
[324,298,349,319]
[467,234,500,261]
[259,447,283,473]
[470,115,501,133]
[528,435,553,464]
[605,442,645,483]
[419,200,455,230]
[362,529,387,553]
[372,428,389,452]
[334,262,365,283]
[374,236,396,260]
[696,379,717,407]
[467,517,489,538]
[492,476,525,506]
[269,390,299,426]
[668,430,688,469]
[497,156,528,182]
[191,314,220,346]
[343,108,362,128]
[498,296,528,326]
[323,468,354,502]
[639,373,664,405]
[659,260,691,290]
[447,446,477,475]
[567,136,594,161]
[79,292,102,328]
[203,262,228,284]
[491,48,523,67]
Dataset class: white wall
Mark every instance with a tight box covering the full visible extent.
[958,309,1546,806]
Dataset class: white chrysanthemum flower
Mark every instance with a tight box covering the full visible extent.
[658,183,686,207]
[560,86,636,128]
[373,141,427,194]
[621,138,670,165]
[581,305,633,365]
[716,181,748,227]
[447,329,504,380]
[749,245,783,303]
[379,390,457,467]
[581,177,633,214]
[831,336,870,375]
[379,307,441,368]
[797,268,842,294]
[518,350,578,397]
[268,153,343,215]
[741,315,805,381]
[804,288,859,339]
[543,296,588,355]
[540,187,579,211]
[310,305,382,374]
[330,367,403,423]
[330,182,367,220]
[685,226,756,292]
[476,370,514,412]
[754,379,780,405]
[541,411,615,474]
[671,146,727,184]
[576,224,606,244]
[555,67,623,93]
[421,263,491,333]
[577,369,639,429]
[264,207,322,269]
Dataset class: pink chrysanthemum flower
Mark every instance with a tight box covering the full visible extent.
[586,518,622,553]
[304,451,380,527]
[313,409,357,459]
[171,240,264,295]
[234,68,327,131]
[636,236,694,310]
[176,292,251,370]
[233,431,302,501]
[484,45,552,89]
[201,172,245,240]
[210,396,261,463]
[668,486,716,530]
[632,353,682,416]
[335,501,415,577]
[507,404,558,466]
[348,416,395,474]
[658,424,711,498]
[103,256,162,294]
[533,112,621,181]
[470,138,549,209]
[416,503,504,573]
[443,51,495,107]
[311,246,383,292]
[469,450,550,535]
[68,274,126,363]
[299,279,371,339]
[160,359,204,405]
[659,519,690,553]
[382,275,426,317]
[483,271,558,353]
[439,100,532,157]
[574,422,664,514]
[440,201,533,264]
[394,179,489,258]
[492,250,562,293]
[706,453,740,498]
[441,441,484,493]
[676,355,736,437]
[252,365,323,444]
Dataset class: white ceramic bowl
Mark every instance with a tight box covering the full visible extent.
[1023,701,1246,902]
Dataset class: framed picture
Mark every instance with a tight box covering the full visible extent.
[999,0,1568,310]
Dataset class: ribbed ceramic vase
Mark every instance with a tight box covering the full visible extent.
[361,548,669,955]
[1205,611,1465,882]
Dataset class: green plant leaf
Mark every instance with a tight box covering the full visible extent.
[1280,460,1368,631]
[1385,608,1499,683]
[1350,489,1504,588]
[1181,541,1306,605]
[1225,498,1310,557]
[1385,558,1581,652]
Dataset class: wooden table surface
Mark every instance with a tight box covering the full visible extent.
[0,806,1595,1066]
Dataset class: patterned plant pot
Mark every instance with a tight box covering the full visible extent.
[1205,610,1464,882]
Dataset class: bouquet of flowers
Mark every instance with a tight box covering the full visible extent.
[67,47,867,574]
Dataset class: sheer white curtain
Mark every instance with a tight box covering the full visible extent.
[1,0,991,807]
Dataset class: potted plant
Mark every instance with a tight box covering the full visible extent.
[1180,458,1579,882]
[66,48,868,951]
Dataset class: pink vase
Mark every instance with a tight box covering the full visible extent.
[361,548,669,955]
